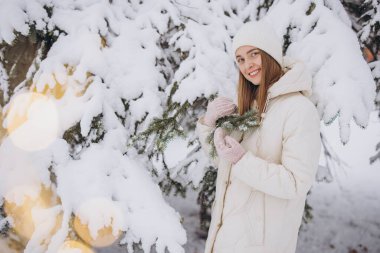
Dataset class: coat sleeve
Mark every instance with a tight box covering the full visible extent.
[231,102,321,200]
[195,115,219,166]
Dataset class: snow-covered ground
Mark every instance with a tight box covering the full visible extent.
[96,111,380,253]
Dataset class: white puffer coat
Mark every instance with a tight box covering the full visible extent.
[196,59,321,253]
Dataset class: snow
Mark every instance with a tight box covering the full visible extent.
[0,62,9,102]
[265,0,376,144]
[360,0,380,42]
[296,111,380,253]
[0,0,32,43]
[52,144,187,253]
[0,0,378,252]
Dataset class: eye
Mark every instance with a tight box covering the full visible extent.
[237,58,244,64]
[250,51,259,57]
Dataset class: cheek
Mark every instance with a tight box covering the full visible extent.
[257,55,262,65]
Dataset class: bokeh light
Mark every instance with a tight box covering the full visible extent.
[73,215,121,248]
[57,240,95,253]
[33,83,67,100]
[5,92,59,151]
[4,185,61,243]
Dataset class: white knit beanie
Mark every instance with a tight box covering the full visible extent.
[232,20,283,67]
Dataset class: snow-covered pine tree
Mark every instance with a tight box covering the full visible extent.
[0,1,190,252]
[0,0,376,252]
[341,0,380,163]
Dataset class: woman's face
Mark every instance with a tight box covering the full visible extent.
[235,45,262,85]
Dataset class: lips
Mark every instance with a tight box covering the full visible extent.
[248,69,260,77]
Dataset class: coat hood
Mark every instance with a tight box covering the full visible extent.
[267,57,312,100]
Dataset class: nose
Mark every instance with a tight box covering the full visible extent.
[244,59,254,71]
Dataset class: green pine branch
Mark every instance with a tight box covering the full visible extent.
[206,109,261,158]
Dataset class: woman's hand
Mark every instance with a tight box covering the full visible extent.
[204,97,236,127]
[214,128,246,164]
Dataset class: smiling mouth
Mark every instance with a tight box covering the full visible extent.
[248,69,260,77]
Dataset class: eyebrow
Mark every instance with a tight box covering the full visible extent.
[235,48,259,59]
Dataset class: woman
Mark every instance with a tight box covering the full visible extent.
[196,20,321,253]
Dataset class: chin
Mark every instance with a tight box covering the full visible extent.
[248,78,260,86]
[245,75,261,86]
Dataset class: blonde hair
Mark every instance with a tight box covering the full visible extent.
[237,49,283,117]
